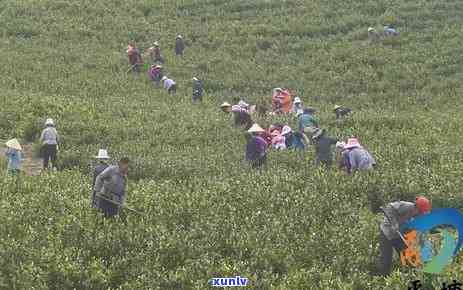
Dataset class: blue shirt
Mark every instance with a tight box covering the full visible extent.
[5,148,22,170]
[298,113,319,132]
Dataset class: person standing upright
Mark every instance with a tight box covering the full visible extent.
[192,77,203,103]
[149,41,164,64]
[91,149,111,208]
[40,118,59,170]
[127,42,143,73]
[175,35,185,56]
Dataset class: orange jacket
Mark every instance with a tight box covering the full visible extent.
[272,90,292,113]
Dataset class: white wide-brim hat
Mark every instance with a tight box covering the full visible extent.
[336,141,346,149]
[5,138,22,151]
[95,149,110,159]
[294,97,302,104]
[248,123,265,133]
[45,118,55,126]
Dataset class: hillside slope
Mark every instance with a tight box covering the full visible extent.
[1,0,463,289]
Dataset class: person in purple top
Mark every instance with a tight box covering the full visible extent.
[245,124,268,169]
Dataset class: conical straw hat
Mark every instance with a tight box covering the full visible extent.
[248,124,265,133]
[5,138,22,151]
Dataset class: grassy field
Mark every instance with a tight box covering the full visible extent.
[1,0,463,288]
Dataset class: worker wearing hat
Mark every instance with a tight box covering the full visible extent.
[162,76,177,94]
[175,34,185,56]
[298,107,319,137]
[292,97,304,115]
[40,118,60,170]
[192,77,203,103]
[232,105,253,130]
[4,138,22,175]
[148,41,163,64]
[341,138,376,174]
[91,149,111,208]
[148,64,163,86]
[333,105,352,120]
[220,102,232,113]
[94,157,130,218]
[312,128,338,168]
[377,197,432,276]
[127,42,143,73]
[245,124,268,168]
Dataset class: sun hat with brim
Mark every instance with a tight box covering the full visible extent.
[220,102,231,108]
[344,138,361,149]
[238,101,249,108]
[334,105,341,110]
[294,97,302,104]
[368,27,375,32]
[312,128,324,140]
[193,77,199,81]
[153,41,159,46]
[248,124,265,133]
[161,76,167,81]
[95,149,110,159]
[336,141,346,149]
[45,118,55,126]
[231,105,242,113]
[5,139,22,151]
[177,35,183,39]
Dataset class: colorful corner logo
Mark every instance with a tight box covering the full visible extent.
[400,208,463,274]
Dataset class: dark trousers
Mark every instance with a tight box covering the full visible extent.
[251,156,266,169]
[131,64,141,73]
[168,84,177,94]
[192,93,202,103]
[98,194,121,218]
[378,230,407,276]
[43,144,57,169]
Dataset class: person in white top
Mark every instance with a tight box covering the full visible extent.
[161,76,177,94]
[40,118,59,170]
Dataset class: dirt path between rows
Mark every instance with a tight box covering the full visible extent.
[1,142,43,176]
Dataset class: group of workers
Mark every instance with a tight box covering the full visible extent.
[127,36,204,102]
[220,90,375,173]
[4,118,59,174]
[2,25,438,278]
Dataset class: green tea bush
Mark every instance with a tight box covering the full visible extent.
[1,0,463,288]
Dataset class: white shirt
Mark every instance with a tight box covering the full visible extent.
[163,79,176,90]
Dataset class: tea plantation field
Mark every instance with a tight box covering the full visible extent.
[1,0,463,289]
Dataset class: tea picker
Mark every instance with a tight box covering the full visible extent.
[91,149,110,208]
[93,157,132,218]
[40,118,59,171]
[376,197,431,276]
